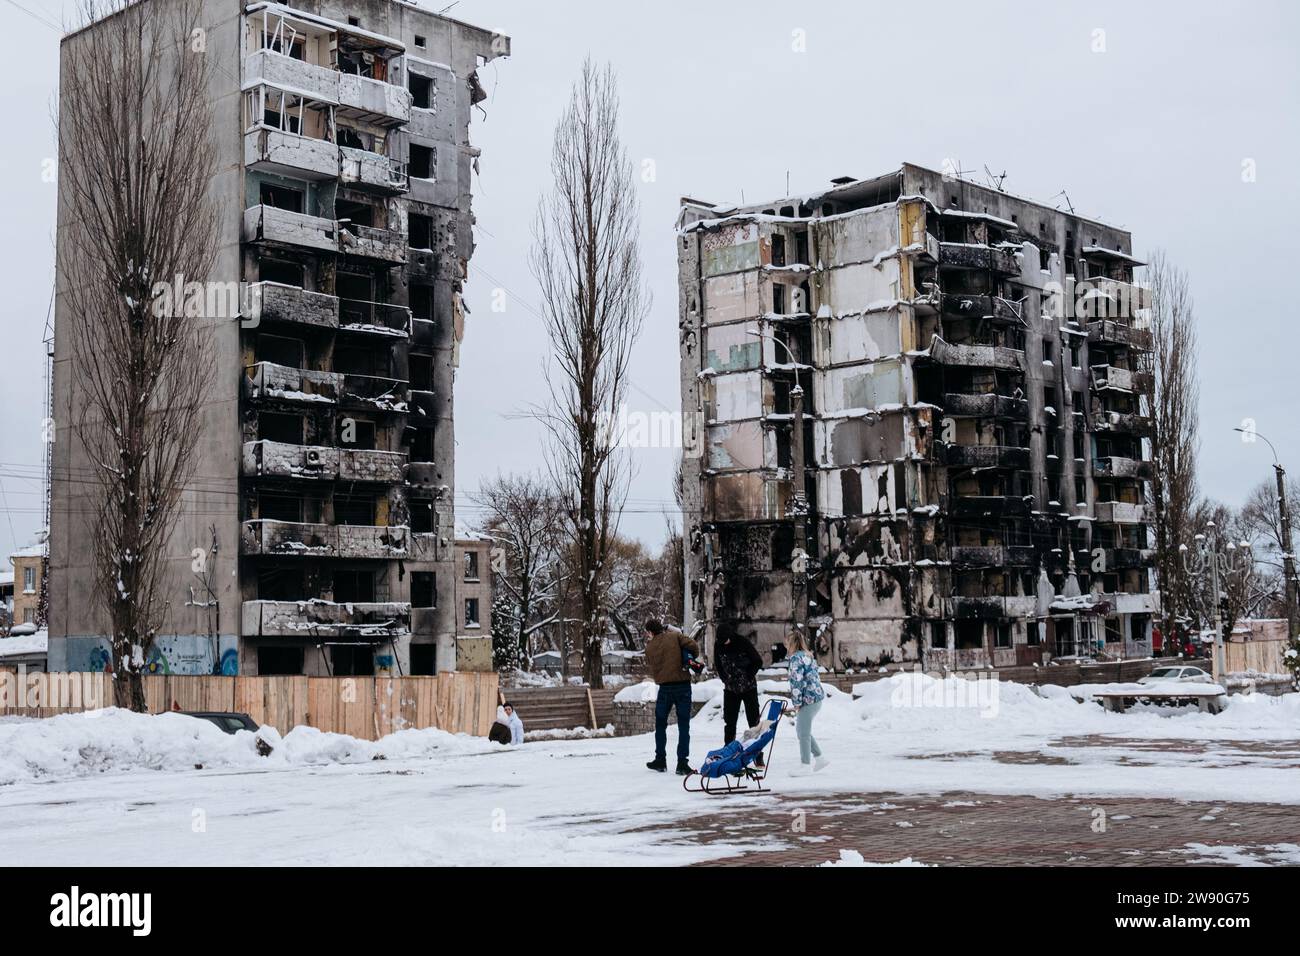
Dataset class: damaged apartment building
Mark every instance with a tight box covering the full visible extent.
[677,163,1157,670]
[49,1,507,676]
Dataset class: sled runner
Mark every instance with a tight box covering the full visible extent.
[682,698,785,795]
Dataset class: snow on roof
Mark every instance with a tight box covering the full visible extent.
[1082,245,1145,266]
[454,520,492,543]
[0,628,48,658]
[0,572,13,587]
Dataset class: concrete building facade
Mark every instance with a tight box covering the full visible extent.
[49,0,507,676]
[676,163,1158,670]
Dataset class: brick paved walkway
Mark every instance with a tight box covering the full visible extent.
[654,791,1300,867]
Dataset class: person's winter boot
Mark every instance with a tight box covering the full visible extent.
[754,752,766,769]
[646,758,667,772]
[814,756,830,773]
[676,759,695,776]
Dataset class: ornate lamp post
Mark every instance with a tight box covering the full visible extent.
[1179,521,1251,682]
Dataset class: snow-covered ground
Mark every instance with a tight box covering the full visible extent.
[0,673,1296,866]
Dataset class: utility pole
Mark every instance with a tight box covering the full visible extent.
[1234,426,1298,638]
[1273,462,1298,638]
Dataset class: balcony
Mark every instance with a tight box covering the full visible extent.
[1090,364,1152,393]
[940,293,1022,323]
[339,145,409,194]
[242,600,411,639]
[337,73,412,128]
[1099,548,1156,571]
[405,462,441,490]
[244,282,338,330]
[244,126,338,180]
[338,222,407,264]
[1091,405,1154,436]
[939,243,1020,274]
[1087,320,1153,351]
[245,362,341,405]
[241,440,406,483]
[243,50,340,104]
[241,520,409,559]
[950,595,1037,620]
[941,444,1031,469]
[338,299,412,338]
[243,204,337,254]
[942,393,1029,419]
[950,545,1037,568]
[1092,456,1155,481]
[1093,501,1155,524]
[340,373,409,414]
[930,336,1023,371]
[950,495,1033,519]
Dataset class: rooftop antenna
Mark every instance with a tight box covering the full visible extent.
[983,165,1008,191]
[1053,189,1075,214]
[437,2,459,14]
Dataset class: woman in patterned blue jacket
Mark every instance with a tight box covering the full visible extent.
[785,629,829,775]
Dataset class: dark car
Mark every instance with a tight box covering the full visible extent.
[182,711,260,734]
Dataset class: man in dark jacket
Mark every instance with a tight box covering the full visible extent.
[643,618,700,775]
[715,625,765,764]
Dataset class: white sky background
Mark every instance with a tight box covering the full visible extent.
[0,0,1297,561]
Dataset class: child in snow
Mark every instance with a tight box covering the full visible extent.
[503,701,524,744]
[784,629,828,775]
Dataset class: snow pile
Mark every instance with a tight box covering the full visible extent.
[0,629,48,658]
[0,708,490,786]
[820,849,930,867]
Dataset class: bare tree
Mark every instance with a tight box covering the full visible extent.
[1145,251,1201,636]
[58,0,219,709]
[473,473,567,670]
[1240,478,1300,618]
[530,59,649,688]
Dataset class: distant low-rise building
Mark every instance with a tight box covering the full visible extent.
[454,532,494,672]
[10,535,47,630]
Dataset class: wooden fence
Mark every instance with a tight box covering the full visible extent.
[0,670,499,739]
[1224,639,1289,676]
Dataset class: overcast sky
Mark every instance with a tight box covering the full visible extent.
[1,0,1297,560]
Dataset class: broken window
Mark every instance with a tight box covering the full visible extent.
[256,333,304,369]
[409,144,435,180]
[411,427,435,462]
[771,284,786,316]
[259,258,304,287]
[1026,621,1041,646]
[840,469,862,515]
[331,644,373,676]
[955,619,984,650]
[770,234,786,267]
[334,493,376,526]
[411,285,435,321]
[465,598,480,628]
[336,198,377,229]
[258,646,304,675]
[410,354,433,391]
[409,214,434,250]
[259,411,303,444]
[412,572,437,609]
[259,490,303,523]
[260,182,304,213]
[410,644,437,675]
[414,34,427,49]
[338,418,376,450]
[337,125,366,150]
[929,621,947,650]
[409,73,435,110]
[333,568,377,603]
[996,623,1013,649]
[257,565,305,601]
[464,550,479,580]
[409,499,435,533]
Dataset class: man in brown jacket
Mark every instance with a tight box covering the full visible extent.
[643,618,700,775]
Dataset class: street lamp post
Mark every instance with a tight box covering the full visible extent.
[1234,427,1298,639]
[746,328,808,634]
[1179,521,1251,682]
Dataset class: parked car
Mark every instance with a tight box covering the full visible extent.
[1138,666,1214,686]
[182,711,260,734]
